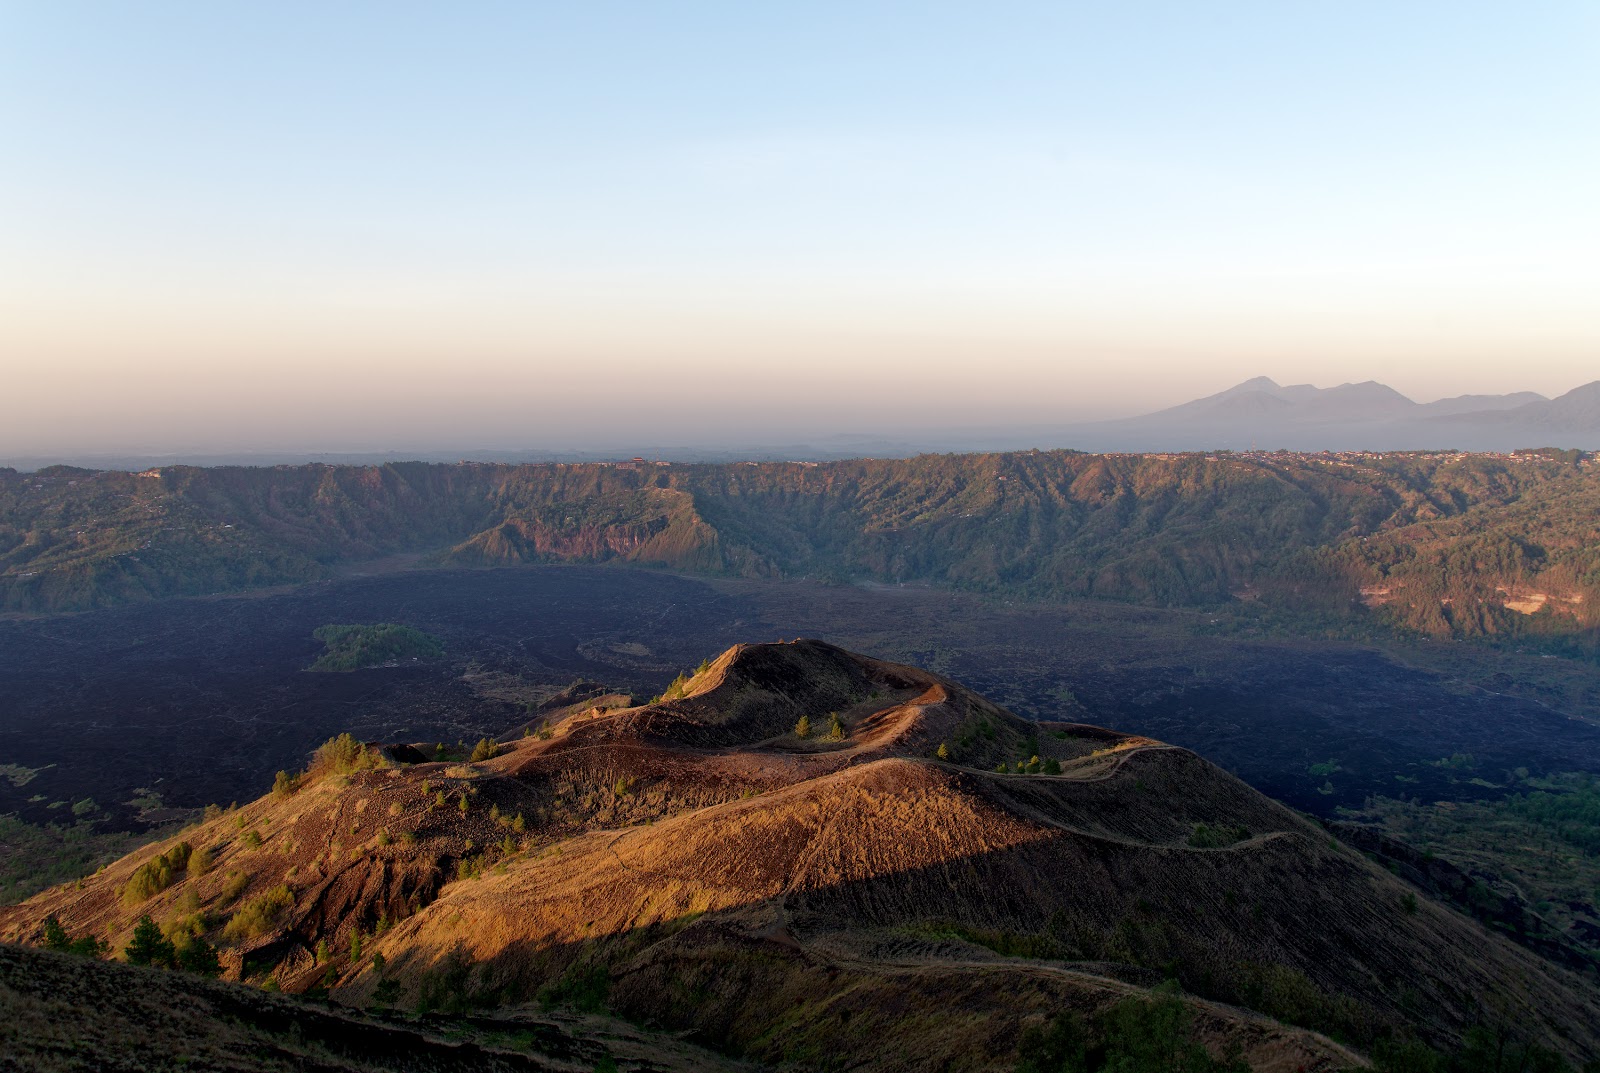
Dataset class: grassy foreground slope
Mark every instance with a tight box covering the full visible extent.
[3,642,1596,1071]
[3,451,1598,643]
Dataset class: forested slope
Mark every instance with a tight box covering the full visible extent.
[2,450,1596,642]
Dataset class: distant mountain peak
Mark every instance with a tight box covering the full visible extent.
[1232,375,1282,391]
[1090,376,1600,451]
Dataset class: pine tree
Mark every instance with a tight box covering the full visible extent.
[828,712,845,741]
[936,742,951,761]
[794,715,811,739]
[125,915,176,967]
[177,937,222,976]
[42,914,71,951]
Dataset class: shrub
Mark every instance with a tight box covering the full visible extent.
[219,870,250,904]
[1188,824,1251,849]
[189,846,214,876]
[41,914,106,958]
[42,914,71,951]
[240,829,263,849]
[1101,988,1248,1072]
[311,733,383,777]
[1042,757,1063,775]
[223,884,294,941]
[539,963,610,1013]
[1015,1011,1088,1073]
[936,742,951,761]
[828,712,845,741]
[177,937,222,976]
[125,915,176,967]
[120,842,193,907]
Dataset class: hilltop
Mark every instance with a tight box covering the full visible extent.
[4,641,1597,1071]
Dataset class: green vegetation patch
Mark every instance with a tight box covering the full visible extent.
[1187,823,1250,849]
[1016,985,1249,1073]
[222,884,294,941]
[0,813,186,905]
[120,841,192,907]
[307,623,443,672]
[1355,774,1600,960]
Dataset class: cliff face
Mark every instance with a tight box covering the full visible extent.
[5,641,1597,1071]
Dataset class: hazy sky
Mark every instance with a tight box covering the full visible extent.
[4,2,1599,454]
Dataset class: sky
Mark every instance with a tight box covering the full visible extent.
[3,2,1599,456]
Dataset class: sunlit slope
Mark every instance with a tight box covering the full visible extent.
[5,640,1597,1070]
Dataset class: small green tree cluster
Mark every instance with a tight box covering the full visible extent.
[307,623,443,672]
[120,841,193,907]
[1370,1023,1585,1073]
[1015,987,1248,1072]
[121,914,222,976]
[660,670,692,702]
[222,884,294,941]
[538,962,611,1014]
[828,712,846,741]
[41,914,107,958]
[310,732,384,776]
[470,737,500,762]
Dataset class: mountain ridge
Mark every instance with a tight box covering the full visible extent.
[5,452,1599,646]
[1071,376,1598,452]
